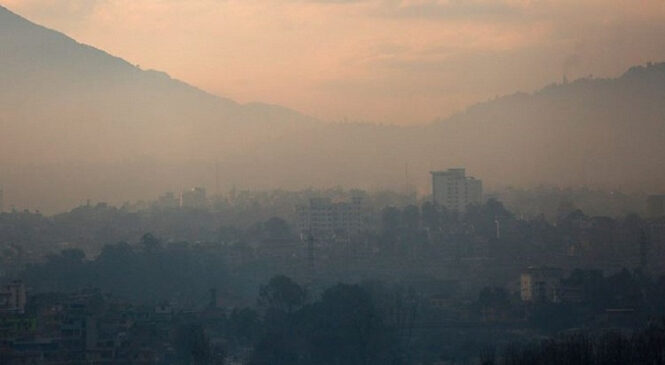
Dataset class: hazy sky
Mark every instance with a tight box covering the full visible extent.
[3,0,665,124]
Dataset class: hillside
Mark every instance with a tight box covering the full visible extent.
[425,63,665,189]
[1,4,665,212]
[0,5,316,164]
[239,63,665,193]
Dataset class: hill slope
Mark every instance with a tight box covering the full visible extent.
[0,5,315,164]
[240,63,665,193]
[2,4,664,211]
[425,63,665,189]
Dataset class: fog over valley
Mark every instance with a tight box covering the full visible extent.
[4,3,665,364]
[1,4,664,212]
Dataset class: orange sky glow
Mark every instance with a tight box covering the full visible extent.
[3,0,665,124]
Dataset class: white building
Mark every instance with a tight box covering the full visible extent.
[297,196,363,240]
[431,168,482,212]
[520,266,563,303]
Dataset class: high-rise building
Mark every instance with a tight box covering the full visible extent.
[297,196,364,240]
[0,187,3,213]
[430,168,482,212]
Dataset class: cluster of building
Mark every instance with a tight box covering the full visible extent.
[296,168,485,240]
[296,195,364,241]
[520,267,565,303]
[155,187,208,210]
[430,168,483,213]
[0,285,227,364]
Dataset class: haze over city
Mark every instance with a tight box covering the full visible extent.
[3,1,665,364]
[2,1,665,212]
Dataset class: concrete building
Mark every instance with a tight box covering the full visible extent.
[0,281,27,314]
[297,196,363,240]
[430,168,482,212]
[520,267,563,303]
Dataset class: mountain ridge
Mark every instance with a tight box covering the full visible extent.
[2,4,665,212]
[0,4,234,106]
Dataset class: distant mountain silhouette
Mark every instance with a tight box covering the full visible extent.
[424,63,665,189]
[1,4,664,211]
[0,5,316,164]
[240,62,665,193]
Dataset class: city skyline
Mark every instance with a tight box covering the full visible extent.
[3,1,665,363]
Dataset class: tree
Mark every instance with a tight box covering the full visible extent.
[98,241,134,263]
[421,201,440,231]
[228,307,260,345]
[175,323,212,365]
[307,283,398,365]
[140,233,162,252]
[381,206,401,233]
[402,205,420,231]
[258,275,306,314]
[250,333,300,365]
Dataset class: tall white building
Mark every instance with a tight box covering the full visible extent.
[431,168,482,212]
